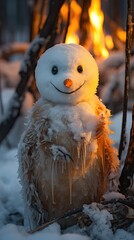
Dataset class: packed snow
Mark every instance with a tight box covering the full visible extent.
[35,43,99,104]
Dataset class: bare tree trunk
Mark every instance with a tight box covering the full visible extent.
[30,0,46,41]
[118,0,133,159]
[119,105,134,193]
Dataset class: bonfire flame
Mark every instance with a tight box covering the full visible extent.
[116,28,126,42]
[62,0,125,58]
[88,0,110,58]
[64,0,81,44]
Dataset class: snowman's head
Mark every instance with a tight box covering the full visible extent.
[35,44,99,105]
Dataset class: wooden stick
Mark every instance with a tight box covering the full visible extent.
[118,0,133,159]
[30,207,83,233]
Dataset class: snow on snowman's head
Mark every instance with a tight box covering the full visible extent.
[35,43,99,104]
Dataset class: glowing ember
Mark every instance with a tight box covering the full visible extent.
[116,28,126,42]
[105,35,114,50]
[88,0,109,58]
[65,34,79,44]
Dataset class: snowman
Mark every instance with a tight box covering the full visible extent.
[18,43,119,231]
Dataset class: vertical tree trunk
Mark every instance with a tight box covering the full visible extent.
[118,0,133,159]
[119,105,134,193]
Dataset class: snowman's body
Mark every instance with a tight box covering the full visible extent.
[18,44,119,231]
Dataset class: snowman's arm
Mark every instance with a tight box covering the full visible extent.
[18,124,47,229]
[95,99,119,189]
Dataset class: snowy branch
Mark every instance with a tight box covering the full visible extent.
[0,0,65,144]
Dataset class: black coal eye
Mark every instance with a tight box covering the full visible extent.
[51,66,58,75]
[77,65,83,73]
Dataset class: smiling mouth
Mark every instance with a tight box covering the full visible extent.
[50,81,86,94]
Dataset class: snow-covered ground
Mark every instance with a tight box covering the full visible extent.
[0,110,134,240]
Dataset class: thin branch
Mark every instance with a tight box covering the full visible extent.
[0,74,4,115]
[118,0,133,159]
[38,0,46,33]
[0,0,65,144]
[30,207,83,233]
[79,0,91,46]
[119,105,134,193]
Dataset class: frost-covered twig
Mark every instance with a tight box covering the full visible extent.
[0,0,65,144]
[119,0,133,159]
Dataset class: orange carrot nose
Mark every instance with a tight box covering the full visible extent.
[64,78,73,88]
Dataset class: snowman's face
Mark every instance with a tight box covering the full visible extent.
[35,44,99,104]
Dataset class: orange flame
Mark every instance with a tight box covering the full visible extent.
[61,0,127,58]
[63,0,81,44]
[116,28,126,42]
[88,0,110,58]
[105,35,114,50]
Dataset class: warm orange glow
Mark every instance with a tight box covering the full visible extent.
[105,35,114,50]
[61,0,125,58]
[116,28,126,42]
[65,34,79,44]
[88,0,110,58]
[65,0,81,44]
